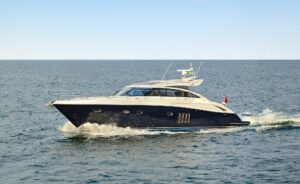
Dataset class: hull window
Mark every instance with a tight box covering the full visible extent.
[136,110,143,115]
[167,112,174,117]
[92,108,102,113]
[122,110,130,114]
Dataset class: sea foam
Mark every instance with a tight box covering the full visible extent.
[241,108,300,132]
[59,122,188,138]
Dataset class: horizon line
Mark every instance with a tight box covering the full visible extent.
[1,59,300,61]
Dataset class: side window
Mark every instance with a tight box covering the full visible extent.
[140,89,153,96]
[175,90,185,97]
[170,89,200,98]
[166,89,176,97]
[127,88,160,96]
[157,89,167,96]
[148,89,159,96]
[174,90,181,97]
[122,88,200,98]
[132,89,144,96]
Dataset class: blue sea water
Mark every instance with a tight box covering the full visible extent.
[0,60,299,183]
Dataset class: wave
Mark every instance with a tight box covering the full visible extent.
[196,127,244,134]
[241,109,300,133]
[59,109,300,137]
[59,122,186,138]
[59,122,246,137]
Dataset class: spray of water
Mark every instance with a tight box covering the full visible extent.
[59,122,188,138]
[241,109,300,133]
[196,127,244,134]
[59,109,300,137]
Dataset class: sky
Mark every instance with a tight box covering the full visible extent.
[0,0,300,60]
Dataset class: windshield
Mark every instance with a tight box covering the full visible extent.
[113,87,131,96]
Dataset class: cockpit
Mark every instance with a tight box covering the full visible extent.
[114,87,200,98]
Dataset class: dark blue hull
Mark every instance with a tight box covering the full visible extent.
[54,104,249,128]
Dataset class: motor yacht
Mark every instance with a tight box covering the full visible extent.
[49,65,249,128]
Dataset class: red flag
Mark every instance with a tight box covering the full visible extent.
[224,96,228,105]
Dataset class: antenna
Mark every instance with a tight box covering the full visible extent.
[161,61,173,80]
[195,61,203,77]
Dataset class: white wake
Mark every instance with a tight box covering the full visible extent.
[241,109,300,133]
[59,122,186,138]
